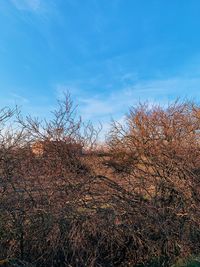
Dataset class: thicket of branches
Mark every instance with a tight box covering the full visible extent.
[0,97,200,267]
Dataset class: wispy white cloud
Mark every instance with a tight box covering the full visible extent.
[55,75,200,124]
[10,93,30,105]
[11,0,41,11]
[0,93,29,107]
[78,75,200,140]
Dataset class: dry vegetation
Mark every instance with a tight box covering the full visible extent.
[0,97,200,267]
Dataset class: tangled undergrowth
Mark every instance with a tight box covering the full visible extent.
[0,97,200,266]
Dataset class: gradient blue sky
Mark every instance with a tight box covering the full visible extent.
[1,0,200,133]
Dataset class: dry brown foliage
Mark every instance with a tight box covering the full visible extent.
[0,98,200,267]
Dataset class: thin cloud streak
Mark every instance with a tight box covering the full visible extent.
[11,0,41,11]
[56,76,200,122]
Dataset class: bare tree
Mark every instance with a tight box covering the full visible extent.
[107,100,200,266]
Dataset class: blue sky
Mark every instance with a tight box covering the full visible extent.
[1,0,200,134]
